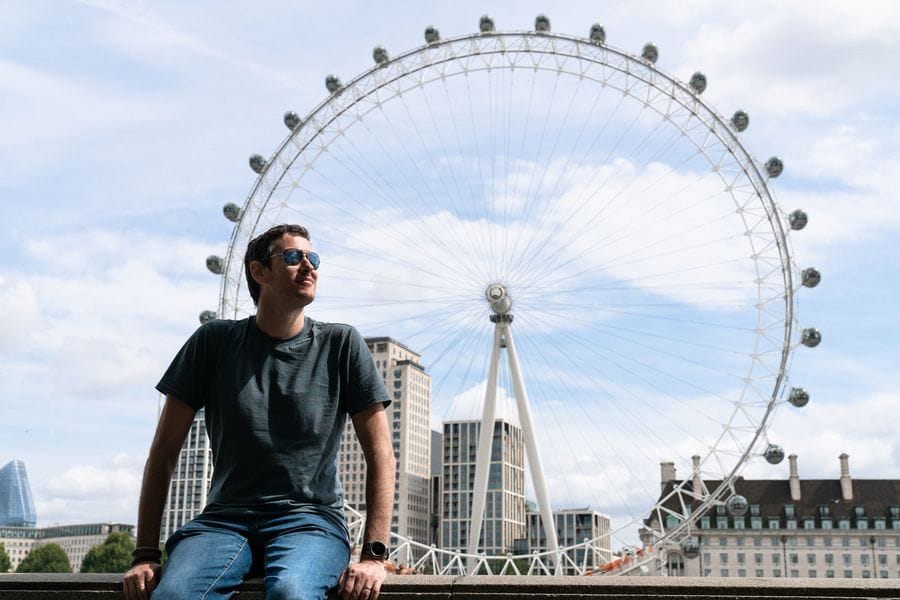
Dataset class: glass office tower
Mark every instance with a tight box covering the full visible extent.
[0,460,37,527]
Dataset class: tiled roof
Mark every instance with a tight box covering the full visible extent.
[653,477,900,522]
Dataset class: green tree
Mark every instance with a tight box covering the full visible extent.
[16,543,72,573]
[81,531,136,573]
[0,542,11,573]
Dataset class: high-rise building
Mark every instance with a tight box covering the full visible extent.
[338,337,432,547]
[430,429,443,546]
[440,418,526,557]
[645,453,900,579]
[160,408,213,542]
[526,508,612,574]
[0,460,37,528]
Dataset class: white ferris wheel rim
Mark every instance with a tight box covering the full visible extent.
[216,27,800,573]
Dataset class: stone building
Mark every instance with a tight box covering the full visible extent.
[646,454,900,579]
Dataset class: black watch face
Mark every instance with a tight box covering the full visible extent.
[367,541,387,557]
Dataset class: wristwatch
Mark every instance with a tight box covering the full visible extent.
[361,540,389,560]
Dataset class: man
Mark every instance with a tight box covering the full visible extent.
[123,224,395,600]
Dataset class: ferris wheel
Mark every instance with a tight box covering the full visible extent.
[203,14,821,575]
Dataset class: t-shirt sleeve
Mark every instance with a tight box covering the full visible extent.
[156,323,217,411]
[344,327,391,416]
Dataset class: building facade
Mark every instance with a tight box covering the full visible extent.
[338,337,433,546]
[0,522,134,572]
[440,418,526,557]
[526,508,612,574]
[0,460,37,528]
[647,454,900,579]
[160,406,213,542]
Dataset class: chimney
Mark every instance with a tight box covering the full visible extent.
[661,461,676,490]
[788,454,801,501]
[692,455,702,495]
[839,453,853,501]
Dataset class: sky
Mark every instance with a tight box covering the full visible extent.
[1,0,899,547]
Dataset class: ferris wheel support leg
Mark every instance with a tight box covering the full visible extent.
[466,322,504,573]
[504,326,561,574]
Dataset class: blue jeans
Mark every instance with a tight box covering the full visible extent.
[152,510,350,600]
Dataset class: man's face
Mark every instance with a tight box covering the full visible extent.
[261,233,318,307]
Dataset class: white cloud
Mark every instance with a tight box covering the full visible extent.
[35,457,143,525]
[749,391,900,480]
[0,279,42,354]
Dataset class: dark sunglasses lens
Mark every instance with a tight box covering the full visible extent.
[282,249,320,269]
[282,249,302,265]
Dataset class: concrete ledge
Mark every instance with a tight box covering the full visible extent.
[1,574,898,599]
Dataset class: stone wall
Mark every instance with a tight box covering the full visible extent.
[1,574,899,599]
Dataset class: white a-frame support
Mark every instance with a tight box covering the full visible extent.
[466,315,560,573]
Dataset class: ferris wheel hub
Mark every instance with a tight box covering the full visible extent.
[486,283,512,316]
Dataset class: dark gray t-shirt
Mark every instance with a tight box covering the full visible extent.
[156,316,389,524]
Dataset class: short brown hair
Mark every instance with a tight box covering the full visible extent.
[244,224,311,305]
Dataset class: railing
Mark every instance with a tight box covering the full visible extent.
[2,574,899,599]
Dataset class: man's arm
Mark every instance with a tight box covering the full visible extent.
[123,395,196,600]
[339,403,396,600]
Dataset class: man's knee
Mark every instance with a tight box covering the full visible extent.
[266,576,326,600]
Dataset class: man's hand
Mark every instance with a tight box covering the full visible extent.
[338,559,387,600]
[122,562,161,600]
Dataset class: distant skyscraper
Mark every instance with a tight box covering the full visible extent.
[0,460,37,527]
[527,508,611,574]
[160,407,213,542]
[441,418,526,556]
[430,429,443,545]
[339,337,433,548]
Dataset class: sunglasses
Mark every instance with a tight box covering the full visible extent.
[269,248,320,270]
